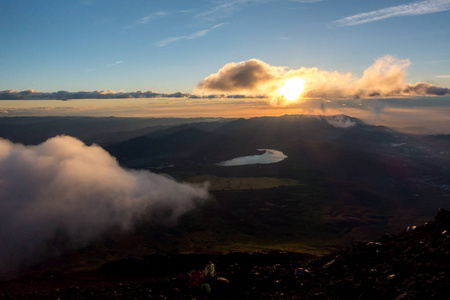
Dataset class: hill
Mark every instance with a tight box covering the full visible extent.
[0,114,449,278]
[102,115,450,255]
[0,116,229,146]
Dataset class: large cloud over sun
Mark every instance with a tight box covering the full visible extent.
[0,136,209,278]
[194,56,450,103]
[193,59,286,95]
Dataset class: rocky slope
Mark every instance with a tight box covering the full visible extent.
[0,209,449,299]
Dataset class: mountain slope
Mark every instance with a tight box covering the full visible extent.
[1,209,448,299]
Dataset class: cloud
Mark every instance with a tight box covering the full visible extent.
[106,60,123,67]
[403,82,450,95]
[139,11,168,24]
[156,23,224,47]
[333,0,450,27]
[179,9,196,14]
[429,60,450,64]
[195,59,286,95]
[123,11,168,31]
[0,136,209,278]
[145,1,320,46]
[194,56,450,104]
[325,115,357,128]
[196,0,253,21]
[436,75,450,78]
[0,90,192,100]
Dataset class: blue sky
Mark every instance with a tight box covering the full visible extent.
[1,0,450,93]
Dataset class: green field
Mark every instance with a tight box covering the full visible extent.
[188,175,302,190]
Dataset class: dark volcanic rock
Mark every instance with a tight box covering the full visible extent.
[304,208,450,300]
[0,209,449,299]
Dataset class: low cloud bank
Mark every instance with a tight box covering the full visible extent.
[0,90,190,100]
[403,82,450,96]
[0,136,208,278]
[195,56,450,103]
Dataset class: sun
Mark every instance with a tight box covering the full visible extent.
[278,77,305,101]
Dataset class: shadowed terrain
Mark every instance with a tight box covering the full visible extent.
[0,115,449,284]
[0,209,448,299]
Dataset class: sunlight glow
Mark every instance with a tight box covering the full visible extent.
[278,78,305,101]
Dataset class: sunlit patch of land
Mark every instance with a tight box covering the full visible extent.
[189,175,301,190]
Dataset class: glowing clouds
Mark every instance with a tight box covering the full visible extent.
[0,136,209,277]
[279,77,305,101]
[357,55,410,95]
[195,56,450,103]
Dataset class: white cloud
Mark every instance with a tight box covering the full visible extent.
[0,136,208,278]
[333,0,450,27]
[436,75,450,78]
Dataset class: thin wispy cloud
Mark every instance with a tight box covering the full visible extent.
[179,9,196,14]
[124,1,320,46]
[333,0,450,27]
[139,11,168,24]
[156,23,225,47]
[429,59,450,63]
[123,11,168,31]
[437,75,450,78]
[196,0,251,21]
[106,61,123,67]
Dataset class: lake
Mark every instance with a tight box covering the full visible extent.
[216,149,287,166]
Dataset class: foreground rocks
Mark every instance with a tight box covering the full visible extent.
[302,208,450,300]
[1,209,449,299]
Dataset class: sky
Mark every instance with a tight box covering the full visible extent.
[1,0,450,93]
